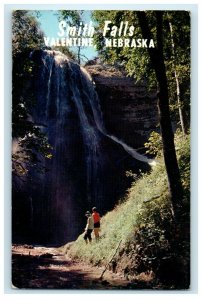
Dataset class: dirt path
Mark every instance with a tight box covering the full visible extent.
[12,245,130,289]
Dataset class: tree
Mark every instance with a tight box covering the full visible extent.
[12,10,52,181]
[137,11,183,220]
[164,11,190,134]
[12,10,44,56]
[92,10,190,132]
[58,10,86,64]
[92,10,190,221]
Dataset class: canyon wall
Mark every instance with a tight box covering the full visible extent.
[86,64,159,152]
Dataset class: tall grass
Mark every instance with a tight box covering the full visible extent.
[67,159,169,263]
[67,132,190,272]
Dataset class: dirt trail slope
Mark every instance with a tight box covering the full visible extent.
[12,245,132,290]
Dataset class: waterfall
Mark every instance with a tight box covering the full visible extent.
[40,50,155,199]
[65,57,103,206]
[17,49,155,245]
[106,135,157,166]
[81,65,156,167]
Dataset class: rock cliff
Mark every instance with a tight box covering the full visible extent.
[86,64,159,152]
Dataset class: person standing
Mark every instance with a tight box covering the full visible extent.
[83,211,94,244]
[92,207,101,241]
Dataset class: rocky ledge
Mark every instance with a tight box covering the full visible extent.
[86,64,159,151]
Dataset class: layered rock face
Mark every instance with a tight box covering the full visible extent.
[86,65,159,151]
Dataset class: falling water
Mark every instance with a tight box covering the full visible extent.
[13,49,155,245]
[81,66,156,166]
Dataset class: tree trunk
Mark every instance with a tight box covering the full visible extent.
[167,13,187,135]
[77,46,81,65]
[137,11,183,221]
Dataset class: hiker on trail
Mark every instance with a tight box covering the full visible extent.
[83,211,94,244]
[92,207,101,240]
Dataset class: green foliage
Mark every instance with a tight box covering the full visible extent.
[58,10,88,64]
[66,132,190,287]
[175,130,190,193]
[12,10,44,56]
[12,11,52,179]
[59,10,82,24]
[92,10,190,126]
[144,129,190,193]
[12,133,52,177]
[164,12,190,129]
[92,11,157,86]
[67,161,169,265]
[144,131,162,156]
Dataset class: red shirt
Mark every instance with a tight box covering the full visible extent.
[92,212,100,223]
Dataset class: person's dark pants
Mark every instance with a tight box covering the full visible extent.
[84,229,93,242]
[94,222,100,240]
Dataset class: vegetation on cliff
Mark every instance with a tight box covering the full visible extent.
[66,131,190,289]
[12,11,52,180]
